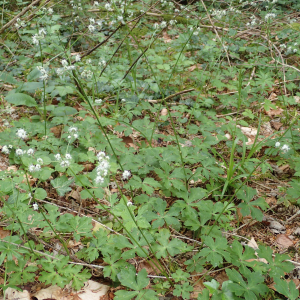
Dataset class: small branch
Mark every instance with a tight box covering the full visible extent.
[0,0,49,34]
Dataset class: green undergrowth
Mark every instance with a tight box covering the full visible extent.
[1,0,300,299]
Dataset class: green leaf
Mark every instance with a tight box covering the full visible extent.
[52,106,77,116]
[34,188,47,200]
[274,278,299,300]
[0,72,18,84]
[117,266,149,291]
[50,176,74,196]
[5,92,37,107]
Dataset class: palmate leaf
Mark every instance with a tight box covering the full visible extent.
[50,175,74,196]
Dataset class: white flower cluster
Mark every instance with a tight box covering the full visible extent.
[70,0,82,11]
[28,163,41,172]
[98,59,106,67]
[105,3,113,11]
[246,16,259,27]
[95,98,103,104]
[36,66,49,81]
[122,170,131,180]
[281,43,298,55]
[210,9,227,19]
[32,28,46,45]
[16,128,27,139]
[56,59,75,77]
[81,69,93,80]
[67,126,79,139]
[265,13,276,21]
[94,151,110,185]
[14,18,26,29]
[41,7,54,14]
[1,145,13,154]
[28,158,43,172]
[54,153,72,168]
[275,142,290,153]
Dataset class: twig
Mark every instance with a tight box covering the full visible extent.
[145,88,195,103]
[0,0,49,34]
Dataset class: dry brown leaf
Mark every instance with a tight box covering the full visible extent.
[0,227,11,239]
[161,108,168,116]
[268,92,278,100]
[137,259,161,275]
[265,107,283,117]
[276,234,294,249]
[5,288,30,300]
[162,31,172,43]
[248,237,259,250]
[50,125,63,138]
[270,121,282,130]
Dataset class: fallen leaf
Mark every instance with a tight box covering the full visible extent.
[248,237,259,250]
[161,108,168,116]
[265,107,283,117]
[0,227,11,239]
[5,288,30,300]
[270,121,282,130]
[276,234,294,249]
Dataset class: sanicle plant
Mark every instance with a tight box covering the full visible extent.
[1,0,300,299]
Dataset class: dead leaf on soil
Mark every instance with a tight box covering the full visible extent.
[270,121,282,130]
[276,234,294,249]
[50,125,63,138]
[161,108,168,116]
[162,31,172,43]
[248,237,259,250]
[5,288,30,300]
[265,107,283,117]
[0,227,11,239]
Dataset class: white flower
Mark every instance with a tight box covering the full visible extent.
[81,70,93,79]
[73,133,78,139]
[75,54,81,62]
[16,128,27,139]
[105,3,112,10]
[56,68,65,76]
[36,66,48,81]
[37,158,43,164]
[97,151,106,159]
[127,201,133,206]
[95,175,104,184]
[122,170,131,180]
[160,21,167,28]
[48,8,53,14]
[293,49,297,53]
[29,165,36,172]
[28,193,32,199]
[27,148,34,155]
[60,160,70,167]
[94,1,99,6]
[95,98,103,104]
[65,153,72,160]
[61,59,68,67]
[69,127,78,133]
[35,164,41,171]
[89,18,95,24]
[1,145,10,154]
[275,142,280,148]
[153,23,159,29]
[121,98,126,102]
[98,60,106,67]
[88,24,96,32]
[281,144,290,153]
[33,203,39,210]
[54,153,61,160]
[265,13,276,21]
[68,135,71,139]
[16,149,24,156]
[169,20,177,25]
